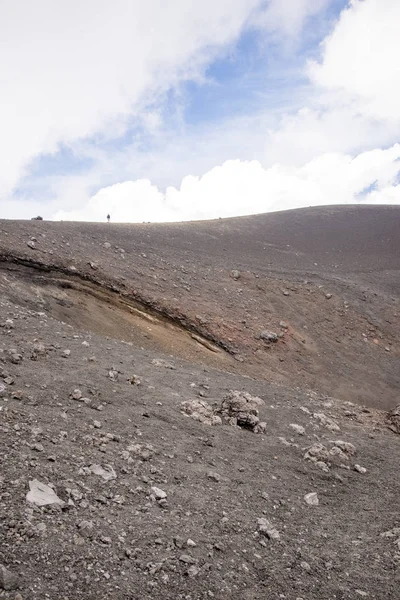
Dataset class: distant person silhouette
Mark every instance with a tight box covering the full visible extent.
[107,214,110,223]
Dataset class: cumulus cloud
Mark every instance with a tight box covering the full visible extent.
[3,0,400,222]
[0,0,264,199]
[53,144,400,222]
[309,0,400,125]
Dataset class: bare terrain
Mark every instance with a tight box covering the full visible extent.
[0,205,399,600]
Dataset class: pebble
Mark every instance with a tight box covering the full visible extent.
[150,486,167,500]
[0,564,20,590]
[354,464,367,474]
[289,424,305,435]
[257,518,280,540]
[304,492,319,506]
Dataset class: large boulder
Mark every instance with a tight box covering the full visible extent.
[218,390,266,433]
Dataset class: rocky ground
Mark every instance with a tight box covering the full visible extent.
[0,206,399,599]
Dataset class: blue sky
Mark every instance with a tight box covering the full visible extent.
[1,0,400,221]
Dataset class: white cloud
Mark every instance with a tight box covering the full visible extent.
[4,0,400,223]
[309,0,400,125]
[0,0,264,199]
[53,144,400,222]
[256,0,331,37]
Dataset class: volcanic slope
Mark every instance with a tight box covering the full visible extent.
[1,204,399,407]
[0,204,399,600]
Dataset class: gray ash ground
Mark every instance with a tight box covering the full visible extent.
[1,206,400,599]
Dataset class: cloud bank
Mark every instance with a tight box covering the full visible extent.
[54,144,400,222]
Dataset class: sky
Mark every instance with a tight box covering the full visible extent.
[1,0,400,222]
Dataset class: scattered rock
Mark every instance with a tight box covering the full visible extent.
[108,368,118,381]
[62,349,71,358]
[257,518,280,540]
[289,423,305,435]
[259,330,278,343]
[0,564,20,590]
[151,358,176,370]
[386,405,400,434]
[207,471,221,482]
[332,440,356,456]
[231,270,240,280]
[150,486,167,500]
[354,464,367,474]
[179,554,197,565]
[87,464,117,481]
[304,492,319,506]
[71,389,83,400]
[304,443,331,464]
[181,399,222,426]
[26,479,64,507]
[218,390,266,433]
[187,565,200,577]
[27,240,36,249]
[314,412,340,432]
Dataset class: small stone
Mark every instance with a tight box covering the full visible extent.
[207,471,221,482]
[354,464,367,474]
[179,554,196,565]
[304,492,319,506]
[231,270,240,280]
[87,464,116,481]
[257,518,280,540]
[27,240,36,249]
[315,461,330,473]
[259,331,278,343]
[313,412,340,432]
[103,242,111,249]
[187,565,200,577]
[93,420,102,429]
[62,349,71,358]
[0,564,20,590]
[333,440,356,456]
[77,520,94,538]
[71,389,83,400]
[32,443,44,452]
[289,424,305,435]
[186,539,197,547]
[26,479,64,507]
[325,293,332,299]
[150,486,167,500]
